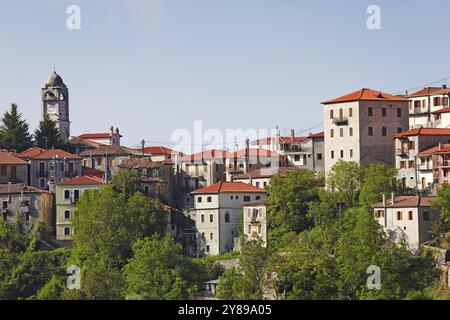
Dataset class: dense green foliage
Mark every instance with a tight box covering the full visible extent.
[34,114,66,149]
[0,103,33,152]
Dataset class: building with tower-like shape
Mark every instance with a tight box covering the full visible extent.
[41,71,70,140]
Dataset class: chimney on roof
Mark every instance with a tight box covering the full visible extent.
[391,192,395,205]
[443,84,447,89]
[439,142,442,151]
[382,193,386,207]
[291,129,295,141]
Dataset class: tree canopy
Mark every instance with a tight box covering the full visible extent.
[0,103,33,152]
[34,113,66,150]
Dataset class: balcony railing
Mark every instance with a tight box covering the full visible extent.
[332,117,349,126]
[395,149,408,157]
[436,160,450,168]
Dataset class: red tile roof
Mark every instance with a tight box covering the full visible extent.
[179,150,228,162]
[77,133,112,139]
[143,146,183,156]
[57,175,104,186]
[0,183,49,194]
[308,131,325,139]
[192,182,266,194]
[0,152,28,165]
[322,88,408,104]
[393,128,450,139]
[407,87,445,97]
[82,166,105,179]
[372,196,436,208]
[32,149,82,160]
[16,147,47,159]
[431,107,450,115]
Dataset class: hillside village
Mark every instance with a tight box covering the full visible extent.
[1,72,449,300]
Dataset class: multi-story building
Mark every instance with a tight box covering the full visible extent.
[55,175,104,241]
[225,149,284,181]
[407,86,450,129]
[142,146,183,163]
[427,144,450,190]
[176,150,228,209]
[393,128,450,190]
[251,131,325,172]
[68,127,123,155]
[231,166,301,189]
[191,182,267,256]
[243,199,268,247]
[372,195,439,252]
[322,88,409,173]
[16,148,83,190]
[79,145,143,181]
[0,183,53,234]
[0,151,28,184]
[119,157,177,206]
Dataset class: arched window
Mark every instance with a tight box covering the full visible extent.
[64,210,71,220]
[59,93,65,101]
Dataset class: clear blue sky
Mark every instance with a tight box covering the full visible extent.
[1,0,450,150]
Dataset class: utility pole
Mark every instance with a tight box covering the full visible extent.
[141,139,146,156]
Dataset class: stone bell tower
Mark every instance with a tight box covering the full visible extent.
[41,71,70,140]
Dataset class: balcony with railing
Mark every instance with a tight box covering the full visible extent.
[436,160,450,168]
[332,117,349,126]
[395,148,409,157]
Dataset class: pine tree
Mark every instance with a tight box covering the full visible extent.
[0,103,33,152]
[34,114,66,150]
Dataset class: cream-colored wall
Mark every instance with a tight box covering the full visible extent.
[55,183,101,241]
[194,191,267,255]
[324,101,360,173]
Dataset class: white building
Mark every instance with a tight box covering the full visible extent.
[392,128,450,190]
[322,88,409,174]
[243,199,268,247]
[191,182,267,256]
[407,86,450,129]
[372,195,440,252]
[251,131,324,172]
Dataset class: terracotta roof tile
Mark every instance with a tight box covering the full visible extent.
[16,147,47,159]
[323,88,408,104]
[0,152,28,165]
[32,149,82,160]
[372,196,436,208]
[179,150,229,162]
[191,182,266,194]
[407,87,448,97]
[393,128,450,139]
[57,175,104,186]
[0,183,48,194]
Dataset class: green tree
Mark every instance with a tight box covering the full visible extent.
[327,161,362,206]
[34,113,66,149]
[216,267,241,300]
[267,170,320,248]
[360,164,398,207]
[123,235,197,300]
[275,207,436,300]
[0,103,32,152]
[216,239,270,300]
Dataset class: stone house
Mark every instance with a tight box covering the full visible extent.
[192,182,267,256]
[243,199,268,247]
[0,183,53,234]
[407,86,450,129]
[322,88,409,174]
[0,151,28,184]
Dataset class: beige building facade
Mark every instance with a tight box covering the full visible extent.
[322,88,409,173]
[192,182,267,256]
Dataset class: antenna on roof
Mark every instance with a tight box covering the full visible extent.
[53,63,56,72]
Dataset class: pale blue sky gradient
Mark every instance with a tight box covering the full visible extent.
[1,0,450,149]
